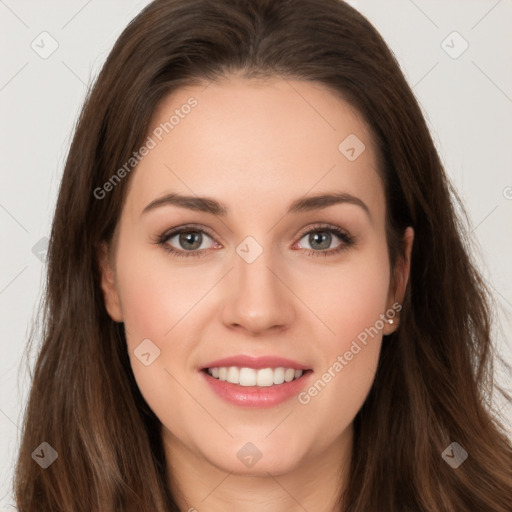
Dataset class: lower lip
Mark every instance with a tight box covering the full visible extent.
[201,370,313,408]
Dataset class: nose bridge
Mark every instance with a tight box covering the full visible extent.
[221,235,295,333]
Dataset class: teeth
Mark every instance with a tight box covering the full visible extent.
[206,366,304,387]
[240,367,257,386]
[284,368,295,382]
[273,367,285,384]
[256,368,273,387]
[226,367,239,384]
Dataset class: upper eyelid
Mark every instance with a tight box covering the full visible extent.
[161,222,350,245]
[162,223,216,241]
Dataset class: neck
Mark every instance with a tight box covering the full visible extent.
[163,424,353,512]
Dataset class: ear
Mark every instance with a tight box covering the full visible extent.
[97,242,124,322]
[384,226,414,335]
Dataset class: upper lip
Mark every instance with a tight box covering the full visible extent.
[200,355,311,370]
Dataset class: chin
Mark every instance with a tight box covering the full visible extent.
[198,436,306,477]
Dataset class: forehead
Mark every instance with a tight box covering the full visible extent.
[123,76,384,222]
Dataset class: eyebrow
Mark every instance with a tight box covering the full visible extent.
[141,191,371,218]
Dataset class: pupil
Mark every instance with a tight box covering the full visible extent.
[180,231,201,250]
[311,231,330,250]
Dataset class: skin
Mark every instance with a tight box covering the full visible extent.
[99,75,413,512]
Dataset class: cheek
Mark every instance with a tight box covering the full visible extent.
[115,259,205,432]
[115,234,209,345]
[304,239,391,353]
[112,234,199,398]
[295,241,390,432]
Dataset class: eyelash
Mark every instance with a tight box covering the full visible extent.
[154,223,355,259]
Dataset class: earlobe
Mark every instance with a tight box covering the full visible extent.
[384,226,414,335]
[97,242,124,322]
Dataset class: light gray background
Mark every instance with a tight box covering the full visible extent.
[1,0,511,508]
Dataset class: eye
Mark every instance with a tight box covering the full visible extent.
[154,223,355,259]
[295,224,354,258]
[156,224,219,258]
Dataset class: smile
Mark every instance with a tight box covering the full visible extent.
[205,366,306,387]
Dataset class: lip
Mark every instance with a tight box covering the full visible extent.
[200,369,314,408]
[200,355,310,371]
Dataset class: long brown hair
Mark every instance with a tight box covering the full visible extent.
[14,0,512,510]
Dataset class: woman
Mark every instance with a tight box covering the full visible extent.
[14,0,512,510]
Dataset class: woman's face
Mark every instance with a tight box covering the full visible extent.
[99,76,412,478]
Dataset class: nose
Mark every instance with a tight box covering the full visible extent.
[220,245,296,336]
